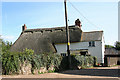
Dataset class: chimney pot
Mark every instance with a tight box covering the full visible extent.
[22,24,27,31]
[75,19,81,28]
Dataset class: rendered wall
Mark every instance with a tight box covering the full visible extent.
[55,41,104,63]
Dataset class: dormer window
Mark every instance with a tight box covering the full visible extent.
[89,41,95,47]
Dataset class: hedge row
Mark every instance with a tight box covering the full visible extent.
[2,49,63,75]
[2,49,96,75]
[59,55,96,70]
[2,48,34,74]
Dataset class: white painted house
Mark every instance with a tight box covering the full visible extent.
[55,31,105,63]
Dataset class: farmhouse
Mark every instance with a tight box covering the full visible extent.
[10,19,105,64]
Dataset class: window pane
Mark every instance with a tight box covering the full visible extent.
[89,42,91,46]
[92,41,95,46]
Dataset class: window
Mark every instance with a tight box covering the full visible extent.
[89,41,95,47]
[61,53,66,56]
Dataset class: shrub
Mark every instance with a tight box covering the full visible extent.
[2,49,63,75]
[73,55,95,68]
[58,56,69,71]
[2,51,20,74]
[2,48,96,75]
[74,55,85,66]
[31,52,62,72]
[2,48,34,75]
[58,55,96,70]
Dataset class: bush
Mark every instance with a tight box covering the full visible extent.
[2,48,96,75]
[72,55,95,69]
[31,53,62,72]
[2,48,34,75]
[58,56,69,71]
[58,55,95,70]
[74,55,84,66]
[2,49,62,75]
[2,51,20,74]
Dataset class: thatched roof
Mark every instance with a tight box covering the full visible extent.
[10,25,103,54]
[81,31,103,42]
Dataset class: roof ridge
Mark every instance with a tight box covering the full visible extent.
[26,27,65,30]
[24,25,78,31]
[24,26,81,32]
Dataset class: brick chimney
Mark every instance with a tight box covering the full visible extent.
[22,24,27,31]
[75,19,82,28]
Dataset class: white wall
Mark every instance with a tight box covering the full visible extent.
[55,40,104,63]
[101,35,105,63]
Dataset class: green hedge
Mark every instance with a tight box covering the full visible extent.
[2,49,62,75]
[74,55,95,68]
[2,48,34,75]
[59,55,96,70]
[31,52,62,72]
[2,49,96,75]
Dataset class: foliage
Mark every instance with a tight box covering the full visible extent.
[105,41,120,50]
[74,55,94,67]
[2,48,62,74]
[2,51,20,74]
[1,39,14,74]
[74,55,84,66]
[115,41,120,50]
[19,48,34,64]
[2,49,96,74]
[105,45,114,48]
[2,48,34,75]
[58,56,69,71]
[1,40,12,53]
[59,55,95,70]
[31,52,62,72]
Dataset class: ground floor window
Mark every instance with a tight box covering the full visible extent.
[61,53,66,56]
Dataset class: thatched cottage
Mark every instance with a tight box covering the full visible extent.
[10,19,105,64]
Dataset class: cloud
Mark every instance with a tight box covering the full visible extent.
[1,35,16,42]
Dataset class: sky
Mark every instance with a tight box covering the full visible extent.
[1,1,118,46]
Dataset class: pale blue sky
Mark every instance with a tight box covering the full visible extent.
[1,2,118,46]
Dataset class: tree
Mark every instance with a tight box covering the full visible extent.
[1,39,12,53]
[105,45,114,48]
[115,41,120,50]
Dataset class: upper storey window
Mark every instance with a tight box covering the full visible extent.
[89,41,95,47]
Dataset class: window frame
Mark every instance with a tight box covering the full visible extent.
[89,41,95,47]
[61,53,67,56]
